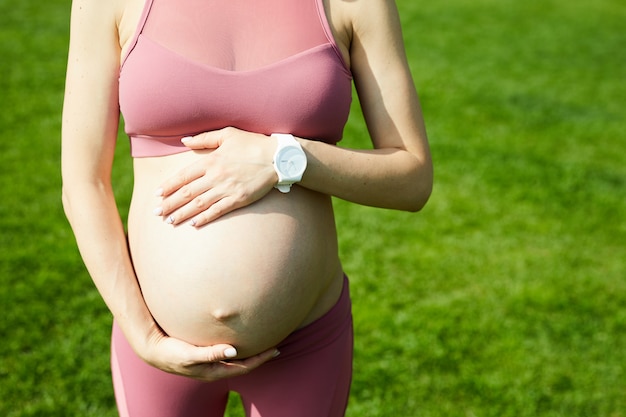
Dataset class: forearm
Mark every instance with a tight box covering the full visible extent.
[62,182,156,351]
[298,139,433,212]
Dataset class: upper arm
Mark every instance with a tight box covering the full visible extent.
[348,0,430,161]
[62,0,123,186]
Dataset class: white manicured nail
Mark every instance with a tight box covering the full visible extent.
[166,216,175,224]
[153,207,163,216]
[155,188,164,196]
[181,136,192,143]
[224,347,237,358]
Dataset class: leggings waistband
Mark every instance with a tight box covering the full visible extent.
[274,275,352,361]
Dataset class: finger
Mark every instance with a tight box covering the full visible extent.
[156,163,207,198]
[189,196,244,227]
[181,130,224,150]
[235,348,281,367]
[201,344,240,362]
[181,344,239,367]
[159,180,220,224]
[189,199,228,227]
[200,348,280,380]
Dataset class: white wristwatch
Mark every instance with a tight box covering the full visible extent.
[272,133,307,193]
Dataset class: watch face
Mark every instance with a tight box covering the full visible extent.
[277,146,307,178]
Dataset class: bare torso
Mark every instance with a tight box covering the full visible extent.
[128,152,344,358]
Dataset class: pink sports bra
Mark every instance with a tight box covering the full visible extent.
[119,0,353,157]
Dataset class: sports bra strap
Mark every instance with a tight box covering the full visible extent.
[121,0,154,68]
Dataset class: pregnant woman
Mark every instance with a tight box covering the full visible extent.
[61,0,432,416]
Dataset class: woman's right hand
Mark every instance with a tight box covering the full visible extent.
[139,327,279,381]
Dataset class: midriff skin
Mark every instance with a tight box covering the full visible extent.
[128,150,344,358]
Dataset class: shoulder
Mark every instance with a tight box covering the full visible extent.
[69,0,123,29]
[325,0,401,65]
[68,0,144,60]
[68,0,123,55]
[347,0,404,47]
[329,0,402,33]
[327,0,406,59]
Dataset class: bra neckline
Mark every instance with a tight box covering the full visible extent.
[122,34,352,77]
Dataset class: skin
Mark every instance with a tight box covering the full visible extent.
[61,0,432,382]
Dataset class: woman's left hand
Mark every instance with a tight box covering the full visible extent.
[155,127,278,227]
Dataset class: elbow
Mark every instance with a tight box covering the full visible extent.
[61,181,85,222]
[405,181,432,212]
[61,185,74,221]
[404,160,433,213]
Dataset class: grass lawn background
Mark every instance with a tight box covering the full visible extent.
[1,0,624,415]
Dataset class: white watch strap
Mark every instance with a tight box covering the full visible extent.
[272,133,298,149]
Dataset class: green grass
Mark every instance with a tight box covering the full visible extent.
[1,0,624,415]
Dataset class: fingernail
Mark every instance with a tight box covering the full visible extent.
[166,216,175,224]
[224,347,237,358]
[189,219,197,227]
[153,207,163,216]
[155,188,164,197]
[181,136,192,143]
[272,349,281,358]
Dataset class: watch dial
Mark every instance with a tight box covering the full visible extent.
[278,147,306,177]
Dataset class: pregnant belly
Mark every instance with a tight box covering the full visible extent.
[128,178,342,358]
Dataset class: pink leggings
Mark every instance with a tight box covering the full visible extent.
[111,277,353,417]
